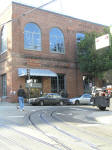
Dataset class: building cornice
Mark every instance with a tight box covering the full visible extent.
[12,1,108,27]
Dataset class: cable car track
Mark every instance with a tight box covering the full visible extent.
[29,108,100,150]
[51,109,112,144]
[29,110,73,150]
[50,107,112,149]
[0,106,112,150]
[0,119,60,150]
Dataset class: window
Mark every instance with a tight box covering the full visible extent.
[50,28,65,53]
[52,93,61,98]
[51,74,65,92]
[24,23,41,50]
[76,33,85,43]
[51,77,57,93]
[2,74,7,96]
[58,74,65,91]
[1,26,7,54]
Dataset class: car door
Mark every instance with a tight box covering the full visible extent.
[79,94,88,104]
[43,95,50,105]
[47,94,53,105]
[79,95,85,104]
[86,94,91,104]
[52,94,59,105]
[83,94,91,104]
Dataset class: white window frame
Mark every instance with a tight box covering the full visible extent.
[50,28,65,54]
[24,23,41,51]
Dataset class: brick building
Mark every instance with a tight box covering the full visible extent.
[0,2,105,102]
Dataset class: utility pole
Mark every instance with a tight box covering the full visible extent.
[27,68,30,80]
[27,68,30,100]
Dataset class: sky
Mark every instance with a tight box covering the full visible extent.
[0,0,112,26]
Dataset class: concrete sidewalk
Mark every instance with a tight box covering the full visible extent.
[0,102,31,106]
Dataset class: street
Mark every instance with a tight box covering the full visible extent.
[0,102,112,150]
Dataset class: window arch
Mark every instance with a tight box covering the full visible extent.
[1,26,7,54]
[50,28,65,54]
[24,23,41,50]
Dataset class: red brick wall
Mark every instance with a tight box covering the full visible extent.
[43,77,51,93]
[0,2,105,102]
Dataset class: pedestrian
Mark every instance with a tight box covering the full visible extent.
[17,85,26,111]
[108,90,111,97]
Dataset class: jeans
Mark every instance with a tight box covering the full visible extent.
[18,96,24,110]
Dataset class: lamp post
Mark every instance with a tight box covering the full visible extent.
[27,68,30,100]
[27,68,30,80]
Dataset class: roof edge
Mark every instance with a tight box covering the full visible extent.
[12,1,108,27]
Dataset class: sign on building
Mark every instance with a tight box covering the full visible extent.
[95,34,110,50]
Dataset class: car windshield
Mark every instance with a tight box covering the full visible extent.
[81,94,91,98]
[41,93,61,98]
[41,93,48,97]
[52,94,61,98]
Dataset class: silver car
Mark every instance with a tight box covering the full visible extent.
[69,94,92,105]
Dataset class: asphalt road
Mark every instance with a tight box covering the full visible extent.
[0,102,112,150]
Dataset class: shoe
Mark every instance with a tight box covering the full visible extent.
[17,106,19,109]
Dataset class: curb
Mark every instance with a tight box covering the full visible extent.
[89,111,112,125]
[0,102,31,106]
[95,115,112,124]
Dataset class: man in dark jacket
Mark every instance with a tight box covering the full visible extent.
[17,85,26,111]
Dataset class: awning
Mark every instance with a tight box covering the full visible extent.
[18,68,57,77]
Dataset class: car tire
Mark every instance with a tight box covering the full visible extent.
[59,101,64,106]
[31,103,37,106]
[98,106,106,111]
[75,100,80,105]
[40,101,44,106]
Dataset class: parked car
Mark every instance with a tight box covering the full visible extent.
[28,93,69,106]
[69,93,92,105]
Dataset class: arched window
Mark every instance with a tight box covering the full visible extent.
[24,23,41,50]
[50,28,65,54]
[1,26,7,53]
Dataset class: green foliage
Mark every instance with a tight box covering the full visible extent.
[77,28,112,81]
[102,70,112,83]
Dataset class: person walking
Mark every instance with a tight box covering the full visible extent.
[17,85,26,111]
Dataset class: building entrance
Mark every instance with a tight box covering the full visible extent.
[25,76,42,98]
[30,88,42,98]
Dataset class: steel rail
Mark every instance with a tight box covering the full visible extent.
[0,118,59,150]
[29,110,72,150]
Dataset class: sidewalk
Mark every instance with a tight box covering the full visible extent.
[0,102,31,106]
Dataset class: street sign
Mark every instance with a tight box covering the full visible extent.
[27,79,32,83]
[95,34,110,50]
[26,83,42,88]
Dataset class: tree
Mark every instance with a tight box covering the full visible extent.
[77,28,112,85]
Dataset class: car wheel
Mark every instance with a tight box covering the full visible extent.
[32,104,36,106]
[40,101,44,106]
[98,106,106,111]
[59,101,64,106]
[75,100,80,105]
